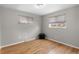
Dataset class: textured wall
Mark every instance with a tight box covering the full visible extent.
[42,6,79,47]
[1,7,41,47]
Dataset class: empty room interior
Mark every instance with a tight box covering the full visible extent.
[0,4,79,54]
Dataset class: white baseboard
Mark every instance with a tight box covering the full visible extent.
[1,38,36,48]
[1,38,79,49]
[47,38,79,49]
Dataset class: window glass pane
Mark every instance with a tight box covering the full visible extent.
[48,14,66,28]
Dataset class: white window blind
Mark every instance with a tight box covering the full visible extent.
[19,15,33,24]
[48,14,66,28]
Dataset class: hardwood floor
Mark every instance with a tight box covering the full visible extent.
[1,39,79,54]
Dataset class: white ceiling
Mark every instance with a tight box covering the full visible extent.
[0,4,77,15]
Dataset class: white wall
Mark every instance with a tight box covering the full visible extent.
[0,14,1,47]
[0,19,1,46]
[42,6,79,47]
[1,7,41,47]
[0,8,3,47]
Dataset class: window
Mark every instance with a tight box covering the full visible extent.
[19,15,33,24]
[48,14,66,28]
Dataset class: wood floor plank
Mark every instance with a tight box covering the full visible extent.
[1,39,79,54]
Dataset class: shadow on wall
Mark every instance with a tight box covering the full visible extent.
[17,24,40,41]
